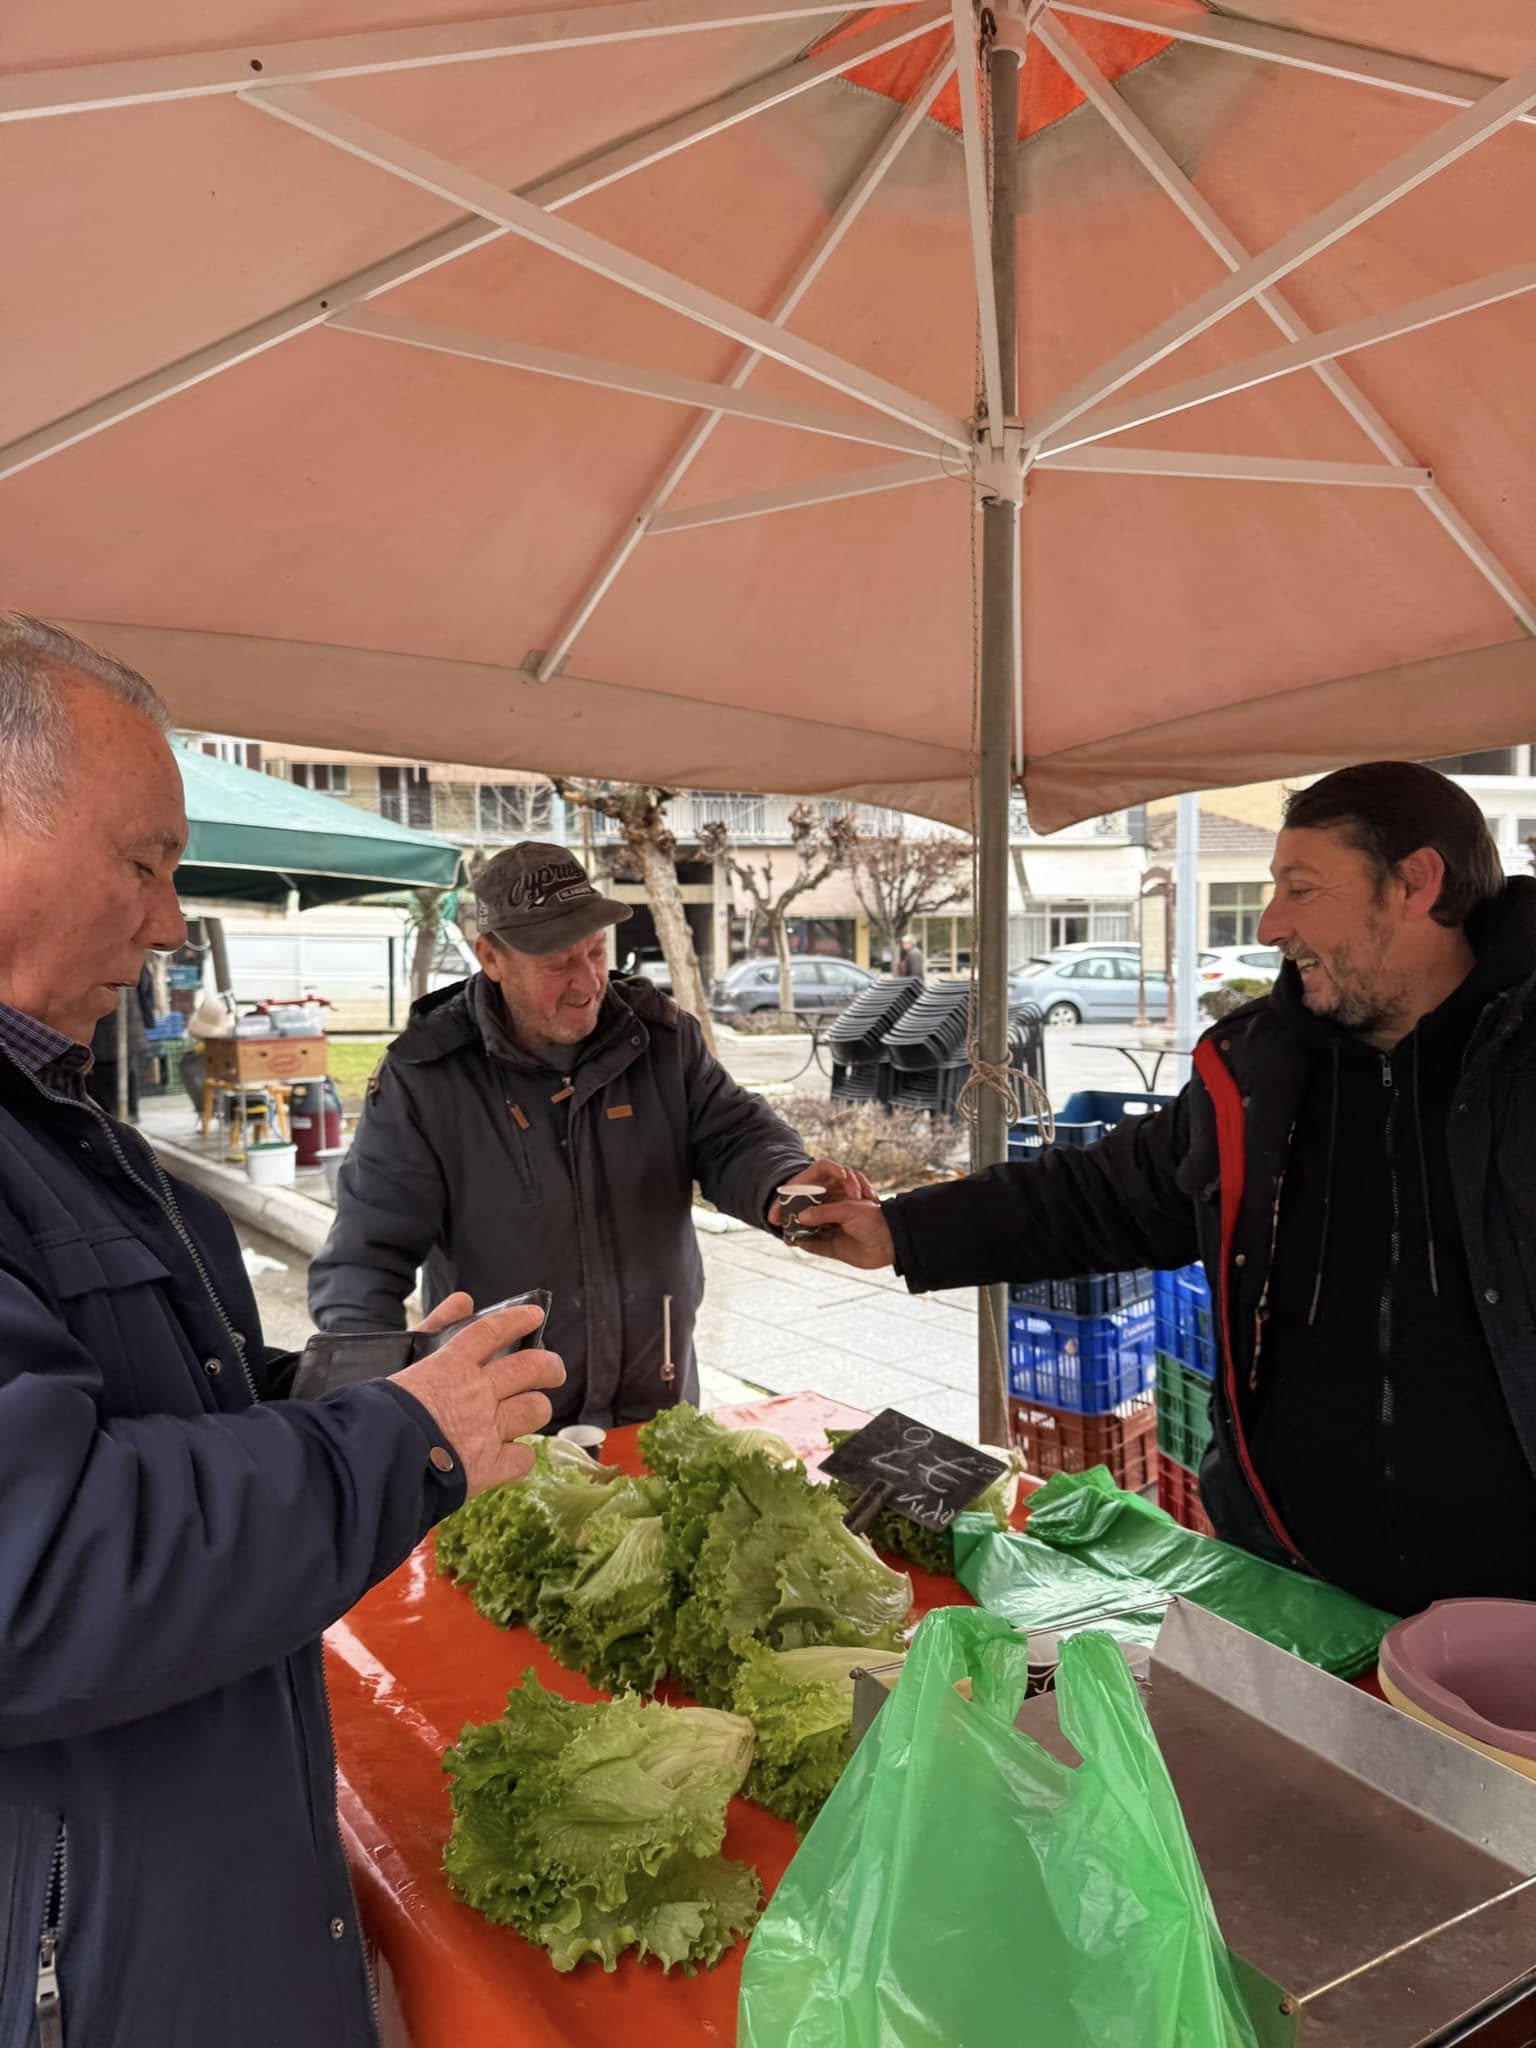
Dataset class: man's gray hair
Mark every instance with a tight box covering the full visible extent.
[0,613,170,834]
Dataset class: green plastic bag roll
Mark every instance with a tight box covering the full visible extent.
[738,1606,1261,2048]
[990,1467,1395,1679]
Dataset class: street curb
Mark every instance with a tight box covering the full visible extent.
[147,1134,334,1258]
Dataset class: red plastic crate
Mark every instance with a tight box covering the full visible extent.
[1008,1394,1156,1493]
[1156,1452,1216,1538]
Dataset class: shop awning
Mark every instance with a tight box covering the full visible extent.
[175,745,464,909]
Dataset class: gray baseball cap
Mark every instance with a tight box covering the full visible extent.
[473,842,632,957]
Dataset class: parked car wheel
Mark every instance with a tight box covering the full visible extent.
[1044,1000,1081,1026]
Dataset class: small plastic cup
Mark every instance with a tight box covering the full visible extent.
[557,1423,607,1460]
[777,1181,826,1245]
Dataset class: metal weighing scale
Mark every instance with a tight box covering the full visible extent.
[852,1601,1536,2044]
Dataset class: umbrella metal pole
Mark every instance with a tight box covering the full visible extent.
[115,986,130,1122]
[1174,792,1201,1086]
[975,40,1022,1450]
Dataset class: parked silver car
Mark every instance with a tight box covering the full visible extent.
[1010,949,1168,1026]
[710,955,876,1022]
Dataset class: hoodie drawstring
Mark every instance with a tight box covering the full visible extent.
[1410,1032,1441,1300]
[1307,1042,1340,1328]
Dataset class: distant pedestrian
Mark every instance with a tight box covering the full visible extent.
[896,933,926,983]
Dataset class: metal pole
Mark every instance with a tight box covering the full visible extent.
[115,986,130,1122]
[975,39,1021,1451]
[1174,791,1201,1085]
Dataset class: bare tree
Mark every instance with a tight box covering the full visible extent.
[404,888,446,1003]
[848,822,973,970]
[553,781,717,1054]
[699,803,858,1016]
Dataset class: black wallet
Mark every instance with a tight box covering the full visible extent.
[290,1290,552,1400]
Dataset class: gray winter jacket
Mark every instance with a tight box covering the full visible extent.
[308,975,810,1425]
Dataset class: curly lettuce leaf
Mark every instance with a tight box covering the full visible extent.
[537,1849,762,1975]
[668,1440,912,1706]
[435,1437,620,1628]
[443,1672,759,1974]
[533,1482,676,1694]
[729,1639,904,1832]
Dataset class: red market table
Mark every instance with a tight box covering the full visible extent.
[325,1392,971,2048]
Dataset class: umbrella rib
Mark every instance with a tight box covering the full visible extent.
[647,457,954,532]
[246,86,969,450]
[0,0,915,122]
[532,45,957,679]
[328,310,954,458]
[1036,267,1536,457]
[1034,447,1433,489]
[1035,14,1536,636]
[1050,0,1536,131]
[0,1,948,485]
[1022,55,1536,449]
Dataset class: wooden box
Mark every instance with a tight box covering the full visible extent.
[204,1035,328,1083]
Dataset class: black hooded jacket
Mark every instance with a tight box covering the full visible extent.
[886,879,1536,1615]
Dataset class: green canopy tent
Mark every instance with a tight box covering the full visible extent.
[175,744,464,909]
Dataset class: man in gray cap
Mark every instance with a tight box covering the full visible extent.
[310,843,868,1424]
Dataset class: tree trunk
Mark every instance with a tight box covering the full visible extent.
[771,915,794,1017]
[410,894,441,1003]
[635,838,717,1056]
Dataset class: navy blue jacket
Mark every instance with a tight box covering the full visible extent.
[0,1050,466,2046]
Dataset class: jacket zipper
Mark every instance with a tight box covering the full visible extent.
[318,1676,381,2048]
[0,1044,260,1405]
[35,1823,67,2048]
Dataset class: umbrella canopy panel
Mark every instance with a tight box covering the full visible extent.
[175,743,464,908]
[2,1,1535,828]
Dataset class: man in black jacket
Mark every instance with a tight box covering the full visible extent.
[807,763,1535,1618]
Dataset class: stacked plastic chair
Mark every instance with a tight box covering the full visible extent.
[825,976,922,1104]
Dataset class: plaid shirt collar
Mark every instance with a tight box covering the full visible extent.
[0,1000,94,1097]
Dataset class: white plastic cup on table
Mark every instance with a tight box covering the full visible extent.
[777,1181,827,1246]
[557,1423,607,1461]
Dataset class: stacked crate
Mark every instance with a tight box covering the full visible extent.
[1005,1091,1169,1490]
[1153,1265,1217,1536]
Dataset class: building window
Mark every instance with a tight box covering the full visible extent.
[1048,902,1091,949]
[378,764,432,830]
[477,782,553,839]
[198,737,260,769]
[290,762,349,794]
[912,914,973,972]
[1207,881,1269,947]
[1516,817,1536,851]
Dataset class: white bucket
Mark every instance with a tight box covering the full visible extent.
[246,1141,297,1188]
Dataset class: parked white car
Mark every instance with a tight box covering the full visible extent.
[1199,945,1281,988]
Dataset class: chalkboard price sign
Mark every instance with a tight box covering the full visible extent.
[821,1409,1008,1534]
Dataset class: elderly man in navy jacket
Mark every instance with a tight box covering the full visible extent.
[0,613,564,2047]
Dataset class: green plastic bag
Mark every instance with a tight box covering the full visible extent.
[738,1607,1261,2048]
[958,1467,1395,1678]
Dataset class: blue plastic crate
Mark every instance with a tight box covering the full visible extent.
[1007,1299,1155,1414]
[1008,1117,1104,1161]
[1153,1265,1216,1380]
[1009,1268,1154,1315]
[1007,1087,1173,1162]
[1053,1089,1174,1128]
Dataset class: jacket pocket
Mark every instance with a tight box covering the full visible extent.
[33,1232,194,1417]
[0,1809,65,2048]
